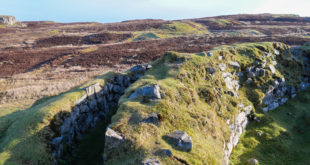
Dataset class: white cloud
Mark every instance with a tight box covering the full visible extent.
[252,0,310,16]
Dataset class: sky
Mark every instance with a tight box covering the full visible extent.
[1,0,310,23]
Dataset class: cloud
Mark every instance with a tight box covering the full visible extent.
[252,0,310,16]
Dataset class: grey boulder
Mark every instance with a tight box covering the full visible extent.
[129,85,161,100]
[269,64,276,74]
[229,61,240,69]
[206,67,217,75]
[105,128,123,149]
[166,130,192,151]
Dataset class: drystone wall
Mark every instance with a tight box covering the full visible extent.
[51,64,151,164]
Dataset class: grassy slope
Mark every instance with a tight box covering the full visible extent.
[0,72,113,164]
[230,90,310,165]
[104,42,303,164]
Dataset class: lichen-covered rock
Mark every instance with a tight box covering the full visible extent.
[274,49,280,55]
[85,83,102,99]
[166,130,192,151]
[229,61,240,69]
[219,63,226,71]
[206,67,217,75]
[224,106,252,164]
[224,77,240,91]
[269,64,276,74]
[129,85,161,99]
[105,128,124,150]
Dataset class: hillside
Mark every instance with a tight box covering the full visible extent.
[0,14,310,165]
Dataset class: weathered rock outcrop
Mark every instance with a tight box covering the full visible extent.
[0,15,17,25]
[105,128,124,150]
[129,84,161,99]
[222,45,310,164]
[224,105,252,164]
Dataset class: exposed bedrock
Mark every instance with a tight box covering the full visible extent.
[51,64,151,164]
[0,15,18,25]
[223,47,310,164]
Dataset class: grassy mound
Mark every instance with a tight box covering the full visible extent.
[103,42,303,164]
[129,21,209,41]
[160,21,208,34]
[133,32,159,41]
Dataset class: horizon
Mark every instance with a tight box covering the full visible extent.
[1,0,310,23]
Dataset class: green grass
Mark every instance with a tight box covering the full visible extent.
[126,21,209,42]
[230,90,310,165]
[154,21,209,38]
[160,21,208,34]
[133,32,159,41]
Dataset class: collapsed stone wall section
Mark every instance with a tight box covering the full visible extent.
[51,64,150,164]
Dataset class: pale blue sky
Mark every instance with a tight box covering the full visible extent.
[1,0,310,23]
